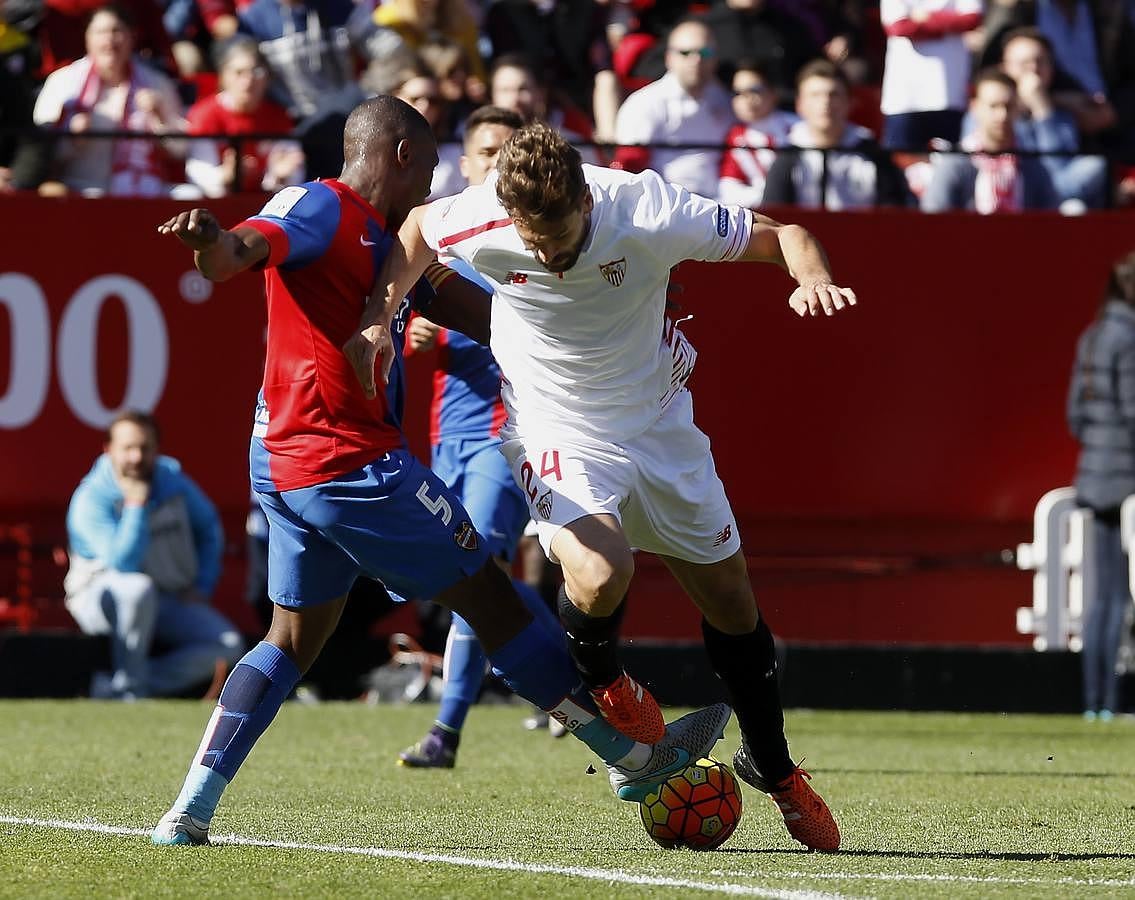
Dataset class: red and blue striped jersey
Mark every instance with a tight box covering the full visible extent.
[240,179,433,493]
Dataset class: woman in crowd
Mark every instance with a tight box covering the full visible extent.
[185,37,304,197]
[1068,250,1135,721]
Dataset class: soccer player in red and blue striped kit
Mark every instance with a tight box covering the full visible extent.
[150,96,730,846]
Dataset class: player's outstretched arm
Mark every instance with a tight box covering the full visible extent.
[345,205,437,398]
[737,211,858,318]
[156,209,269,282]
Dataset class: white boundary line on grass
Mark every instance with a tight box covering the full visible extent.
[16,814,1132,894]
[0,815,851,900]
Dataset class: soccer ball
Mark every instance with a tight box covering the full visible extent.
[638,756,743,850]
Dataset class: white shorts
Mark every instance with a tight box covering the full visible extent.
[499,390,741,565]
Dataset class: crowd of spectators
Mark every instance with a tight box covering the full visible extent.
[2,0,1135,210]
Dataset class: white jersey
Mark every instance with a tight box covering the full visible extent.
[419,164,752,443]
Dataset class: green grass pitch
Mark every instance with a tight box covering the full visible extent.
[1,701,1133,898]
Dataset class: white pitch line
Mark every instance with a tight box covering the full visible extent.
[0,815,853,900]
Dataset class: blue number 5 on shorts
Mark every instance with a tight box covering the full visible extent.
[256,449,490,607]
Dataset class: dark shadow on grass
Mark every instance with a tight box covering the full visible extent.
[821,768,1118,778]
[317,843,1135,864]
[709,847,1135,861]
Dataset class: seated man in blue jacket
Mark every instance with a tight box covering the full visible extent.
[997,28,1108,210]
[64,410,244,699]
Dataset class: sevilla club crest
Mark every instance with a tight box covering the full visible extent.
[599,257,626,287]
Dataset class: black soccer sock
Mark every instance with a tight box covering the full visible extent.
[702,616,793,785]
[557,583,627,690]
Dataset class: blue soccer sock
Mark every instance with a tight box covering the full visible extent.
[436,614,485,732]
[436,579,581,733]
[489,618,636,765]
[170,641,300,823]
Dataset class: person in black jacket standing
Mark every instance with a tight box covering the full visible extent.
[1067,250,1135,720]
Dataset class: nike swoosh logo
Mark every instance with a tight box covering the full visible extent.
[615,748,692,801]
[360,235,377,247]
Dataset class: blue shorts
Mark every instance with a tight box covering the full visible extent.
[256,450,489,608]
[431,438,529,562]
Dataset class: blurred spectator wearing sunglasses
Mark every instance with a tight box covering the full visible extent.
[614,18,733,197]
[718,59,799,207]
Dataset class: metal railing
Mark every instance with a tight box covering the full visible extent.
[1015,488,1135,651]
[1,126,1129,208]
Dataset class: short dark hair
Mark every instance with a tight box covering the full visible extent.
[213,35,265,73]
[490,53,544,89]
[972,67,1017,94]
[1000,26,1055,61]
[730,58,776,85]
[796,58,849,91]
[463,105,524,149]
[89,3,135,30]
[105,409,160,444]
[460,106,522,153]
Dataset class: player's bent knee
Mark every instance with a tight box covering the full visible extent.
[112,572,158,606]
[564,552,633,615]
[702,590,759,634]
[265,596,345,673]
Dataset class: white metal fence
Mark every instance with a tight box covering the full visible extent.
[1016,488,1135,659]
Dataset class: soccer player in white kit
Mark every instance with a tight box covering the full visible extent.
[346,123,853,851]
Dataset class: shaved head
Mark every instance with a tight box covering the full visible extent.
[339,95,439,225]
[343,95,434,166]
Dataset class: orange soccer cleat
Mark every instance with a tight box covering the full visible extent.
[733,745,841,852]
[591,671,666,744]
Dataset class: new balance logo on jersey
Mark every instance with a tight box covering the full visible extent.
[712,524,733,547]
[599,257,626,287]
[505,272,528,284]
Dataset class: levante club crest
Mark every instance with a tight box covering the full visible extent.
[599,257,626,287]
[454,521,479,550]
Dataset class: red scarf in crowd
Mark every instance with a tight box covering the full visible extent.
[62,57,167,194]
[960,133,1022,215]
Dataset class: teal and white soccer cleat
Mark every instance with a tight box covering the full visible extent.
[151,810,210,846]
[607,702,732,802]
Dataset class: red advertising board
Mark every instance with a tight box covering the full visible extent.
[3,194,1134,643]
